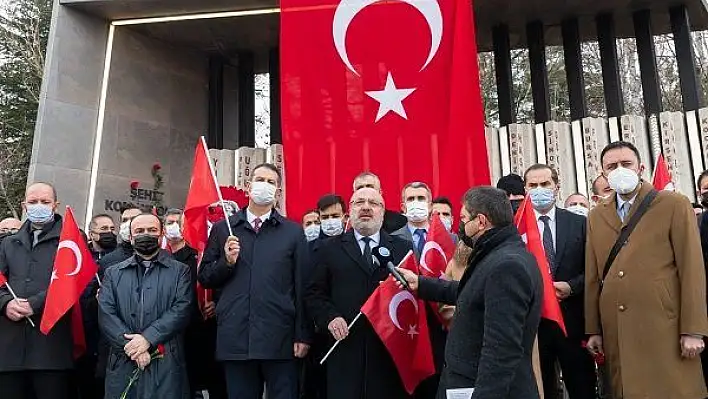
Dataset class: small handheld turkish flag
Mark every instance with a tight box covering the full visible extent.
[652,153,674,191]
[0,271,7,287]
[41,207,98,358]
[514,197,566,335]
[361,251,435,394]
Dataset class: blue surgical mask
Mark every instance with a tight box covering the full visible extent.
[529,187,556,211]
[26,204,54,224]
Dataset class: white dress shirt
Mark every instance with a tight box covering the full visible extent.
[534,206,557,249]
[246,208,272,229]
[353,230,381,254]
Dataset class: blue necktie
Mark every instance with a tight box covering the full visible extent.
[414,228,426,255]
[539,216,556,274]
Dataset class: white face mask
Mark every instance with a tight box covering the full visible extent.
[119,221,131,242]
[566,205,589,217]
[165,223,182,240]
[321,218,344,236]
[304,225,321,242]
[405,201,429,223]
[607,167,640,195]
[441,217,453,232]
[250,181,277,206]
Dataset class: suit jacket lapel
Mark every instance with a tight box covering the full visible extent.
[341,231,372,276]
[597,194,622,233]
[554,208,568,267]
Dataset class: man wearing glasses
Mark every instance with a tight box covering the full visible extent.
[305,187,414,399]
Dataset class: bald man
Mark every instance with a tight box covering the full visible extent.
[0,182,72,399]
[0,218,22,244]
[305,187,414,399]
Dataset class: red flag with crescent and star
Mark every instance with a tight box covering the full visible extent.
[514,196,566,335]
[361,251,435,394]
[419,212,455,324]
[0,271,6,287]
[280,0,489,219]
[40,206,98,358]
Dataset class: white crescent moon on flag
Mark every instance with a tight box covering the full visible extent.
[332,0,443,75]
[388,290,418,330]
[58,240,82,276]
[420,241,447,274]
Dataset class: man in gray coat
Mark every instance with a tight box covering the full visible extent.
[99,213,194,399]
[397,187,543,399]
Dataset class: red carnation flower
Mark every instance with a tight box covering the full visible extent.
[152,163,162,171]
[157,344,165,355]
[130,181,139,189]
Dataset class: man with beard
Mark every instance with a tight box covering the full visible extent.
[305,187,414,399]
[0,182,73,399]
[99,213,193,398]
[586,141,708,398]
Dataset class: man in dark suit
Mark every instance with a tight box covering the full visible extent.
[524,164,596,399]
[198,163,312,399]
[305,187,414,399]
[396,186,543,399]
[391,181,447,399]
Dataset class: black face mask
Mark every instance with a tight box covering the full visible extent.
[510,199,523,216]
[133,235,160,257]
[701,192,708,209]
[96,232,118,251]
[458,221,479,249]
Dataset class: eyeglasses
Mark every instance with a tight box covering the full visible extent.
[350,199,384,208]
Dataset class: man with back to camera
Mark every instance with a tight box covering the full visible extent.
[396,186,543,399]
[585,141,708,398]
[198,163,311,399]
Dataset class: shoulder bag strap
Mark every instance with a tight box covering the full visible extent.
[600,189,658,290]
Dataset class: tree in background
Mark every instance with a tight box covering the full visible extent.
[0,0,52,218]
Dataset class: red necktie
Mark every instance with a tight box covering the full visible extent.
[253,218,262,233]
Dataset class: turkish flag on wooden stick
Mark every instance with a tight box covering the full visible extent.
[652,153,674,191]
[514,197,566,335]
[40,206,98,358]
[281,0,490,219]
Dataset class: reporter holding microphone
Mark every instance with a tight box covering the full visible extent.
[396,187,543,399]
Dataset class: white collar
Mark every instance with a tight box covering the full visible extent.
[247,208,272,224]
[533,206,556,222]
[354,230,381,246]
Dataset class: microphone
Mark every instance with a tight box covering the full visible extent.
[372,246,410,290]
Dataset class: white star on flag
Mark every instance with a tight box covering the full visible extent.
[407,324,419,339]
[50,270,58,283]
[365,72,416,122]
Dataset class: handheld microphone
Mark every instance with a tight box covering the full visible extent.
[373,246,410,290]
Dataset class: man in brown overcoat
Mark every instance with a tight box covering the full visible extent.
[585,141,708,399]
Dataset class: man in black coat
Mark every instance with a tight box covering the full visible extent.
[164,208,226,398]
[198,163,311,399]
[98,213,194,399]
[353,172,408,233]
[0,182,72,399]
[524,164,596,399]
[397,186,543,399]
[305,187,414,399]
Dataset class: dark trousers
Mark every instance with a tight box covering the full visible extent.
[538,321,597,399]
[0,370,71,399]
[224,360,298,399]
[414,374,440,399]
[74,354,104,399]
[300,331,328,399]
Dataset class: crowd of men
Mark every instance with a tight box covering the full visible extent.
[0,140,708,399]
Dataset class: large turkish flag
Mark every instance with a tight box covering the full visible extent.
[281,0,489,219]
